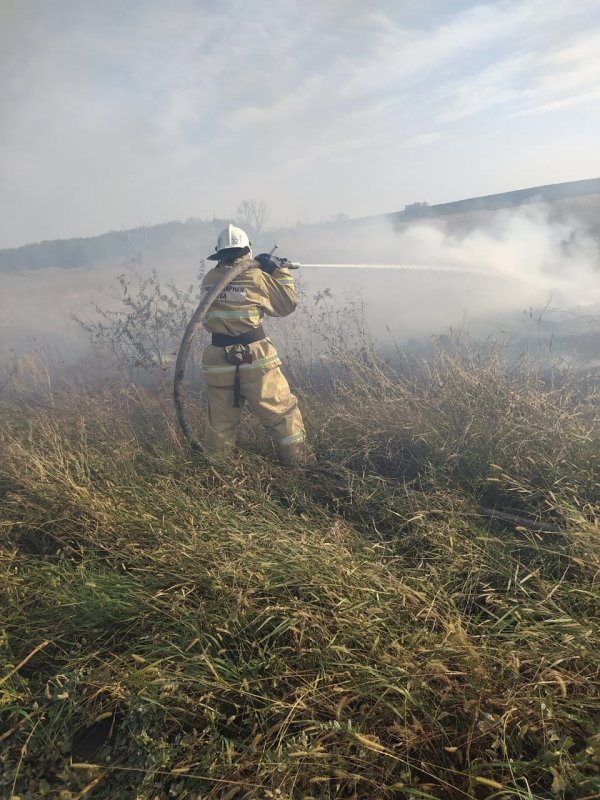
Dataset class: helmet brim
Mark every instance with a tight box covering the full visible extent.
[207,245,251,262]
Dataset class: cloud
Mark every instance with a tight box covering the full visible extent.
[437,25,600,123]
[403,132,443,147]
[1,0,599,247]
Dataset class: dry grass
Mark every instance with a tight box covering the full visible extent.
[1,340,599,800]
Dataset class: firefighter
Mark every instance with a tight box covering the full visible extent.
[200,224,306,466]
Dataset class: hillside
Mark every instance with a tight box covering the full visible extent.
[1,178,599,273]
[393,177,600,222]
[0,218,219,273]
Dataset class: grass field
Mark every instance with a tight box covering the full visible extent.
[1,340,599,799]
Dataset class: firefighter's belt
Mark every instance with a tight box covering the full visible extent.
[211,327,266,408]
[211,326,265,347]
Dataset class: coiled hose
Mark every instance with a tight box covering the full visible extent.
[173,260,251,452]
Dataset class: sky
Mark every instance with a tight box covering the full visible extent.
[1,0,600,249]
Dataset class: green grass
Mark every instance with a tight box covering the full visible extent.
[1,343,599,799]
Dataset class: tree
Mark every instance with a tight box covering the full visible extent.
[403,201,430,219]
[236,200,270,239]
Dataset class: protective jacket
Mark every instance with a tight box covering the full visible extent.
[201,255,296,384]
[201,254,306,464]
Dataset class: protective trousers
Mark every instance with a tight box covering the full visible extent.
[204,363,306,466]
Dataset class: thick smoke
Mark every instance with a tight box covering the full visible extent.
[275,204,600,341]
[1,204,599,367]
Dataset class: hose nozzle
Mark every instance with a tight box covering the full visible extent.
[268,245,300,269]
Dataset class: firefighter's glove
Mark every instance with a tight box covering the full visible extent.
[256,253,285,275]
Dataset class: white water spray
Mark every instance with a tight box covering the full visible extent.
[297,263,489,275]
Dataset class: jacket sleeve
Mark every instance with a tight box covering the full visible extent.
[260,267,297,317]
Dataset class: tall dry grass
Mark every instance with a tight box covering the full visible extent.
[1,334,599,799]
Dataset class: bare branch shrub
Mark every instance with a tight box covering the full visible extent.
[72,262,202,379]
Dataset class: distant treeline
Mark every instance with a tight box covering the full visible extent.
[0,218,222,272]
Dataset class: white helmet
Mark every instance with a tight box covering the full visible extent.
[208,224,251,261]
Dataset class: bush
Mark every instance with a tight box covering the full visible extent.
[72,263,202,379]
